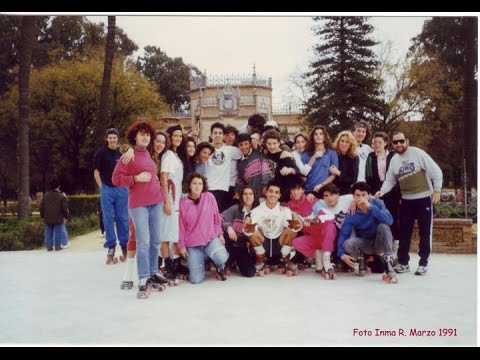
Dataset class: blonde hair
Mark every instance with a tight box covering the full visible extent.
[333,131,358,159]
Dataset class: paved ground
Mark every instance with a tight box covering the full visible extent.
[0,230,477,346]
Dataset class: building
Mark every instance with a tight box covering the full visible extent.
[159,68,306,141]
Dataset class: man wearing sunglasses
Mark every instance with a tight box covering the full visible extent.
[375,132,443,276]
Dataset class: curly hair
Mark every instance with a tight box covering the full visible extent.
[126,120,156,146]
[183,172,209,194]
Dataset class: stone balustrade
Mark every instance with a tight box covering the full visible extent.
[410,218,475,254]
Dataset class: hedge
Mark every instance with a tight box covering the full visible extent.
[0,213,99,251]
[68,195,100,217]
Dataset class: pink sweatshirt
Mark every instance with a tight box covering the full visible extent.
[288,195,318,218]
[178,192,222,249]
[112,148,164,209]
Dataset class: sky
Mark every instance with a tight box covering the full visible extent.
[89,15,429,109]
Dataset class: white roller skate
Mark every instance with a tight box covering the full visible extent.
[322,252,336,280]
[314,250,325,276]
[382,255,398,284]
[254,254,267,276]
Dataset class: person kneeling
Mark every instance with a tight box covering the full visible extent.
[178,173,229,284]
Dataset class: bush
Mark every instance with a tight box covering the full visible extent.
[0,214,99,251]
[68,195,100,217]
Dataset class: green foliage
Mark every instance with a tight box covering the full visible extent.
[137,46,202,111]
[0,53,167,194]
[305,16,386,136]
[0,15,138,96]
[404,16,478,188]
[0,213,99,251]
[68,195,100,218]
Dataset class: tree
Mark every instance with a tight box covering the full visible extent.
[411,17,478,186]
[370,41,425,133]
[137,46,202,111]
[0,52,167,194]
[0,15,137,97]
[304,16,386,135]
[17,16,38,219]
[95,16,116,145]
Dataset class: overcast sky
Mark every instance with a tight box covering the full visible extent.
[89,15,429,108]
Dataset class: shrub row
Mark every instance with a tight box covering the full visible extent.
[0,213,99,251]
[68,195,100,218]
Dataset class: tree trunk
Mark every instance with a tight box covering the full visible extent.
[95,16,116,144]
[463,17,477,187]
[17,16,37,219]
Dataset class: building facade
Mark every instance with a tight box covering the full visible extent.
[159,70,306,142]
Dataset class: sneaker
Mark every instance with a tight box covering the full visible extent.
[415,265,428,276]
[61,243,71,249]
[394,263,410,273]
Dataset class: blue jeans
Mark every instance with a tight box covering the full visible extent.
[100,185,129,248]
[129,203,163,281]
[187,237,229,284]
[59,223,69,246]
[44,224,63,251]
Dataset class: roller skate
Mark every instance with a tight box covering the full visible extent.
[321,252,336,280]
[174,257,189,281]
[215,266,228,281]
[147,272,168,291]
[163,258,179,286]
[119,246,127,262]
[382,255,398,284]
[106,246,118,265]
[120,280,134,290]
[136,279,151,299]
[284,257,299,277]
[354,254,367,276]
[392,240,399,267]
[314,250,324,275]
[254,254,267,276]
[205,258,214,272]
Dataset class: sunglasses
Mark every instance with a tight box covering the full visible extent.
[392,139,406,145]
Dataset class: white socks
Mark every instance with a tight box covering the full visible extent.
[315,250,324,271]
[123,257,135,282]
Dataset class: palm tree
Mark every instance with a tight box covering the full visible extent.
[96,16,116,143]
[17,16,38,219]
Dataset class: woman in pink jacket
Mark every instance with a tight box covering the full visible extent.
[178,173,229,284]
[112,121,165,299]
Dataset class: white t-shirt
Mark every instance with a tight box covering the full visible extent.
[312,194,353,229]
[356,144,373,182]
[205,145,242,191]
[250,202,293,239]
[161,150,184,208]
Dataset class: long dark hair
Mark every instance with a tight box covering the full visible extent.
[238,185,260,210]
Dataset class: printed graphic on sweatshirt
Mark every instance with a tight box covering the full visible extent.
[399,160,415,177]
[212,150,226,165]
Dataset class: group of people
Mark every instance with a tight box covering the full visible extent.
[77,113,444,299]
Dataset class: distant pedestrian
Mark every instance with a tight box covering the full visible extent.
[40,179,69,252]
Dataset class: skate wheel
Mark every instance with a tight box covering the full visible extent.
[119,255,125,262]
[264,268,270,274]
[225,269,232,276]
[127,282,133,289]
[112,257,118,264]
[286,271,293,277]
[256,270,265,277]
[120,283,126,290]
